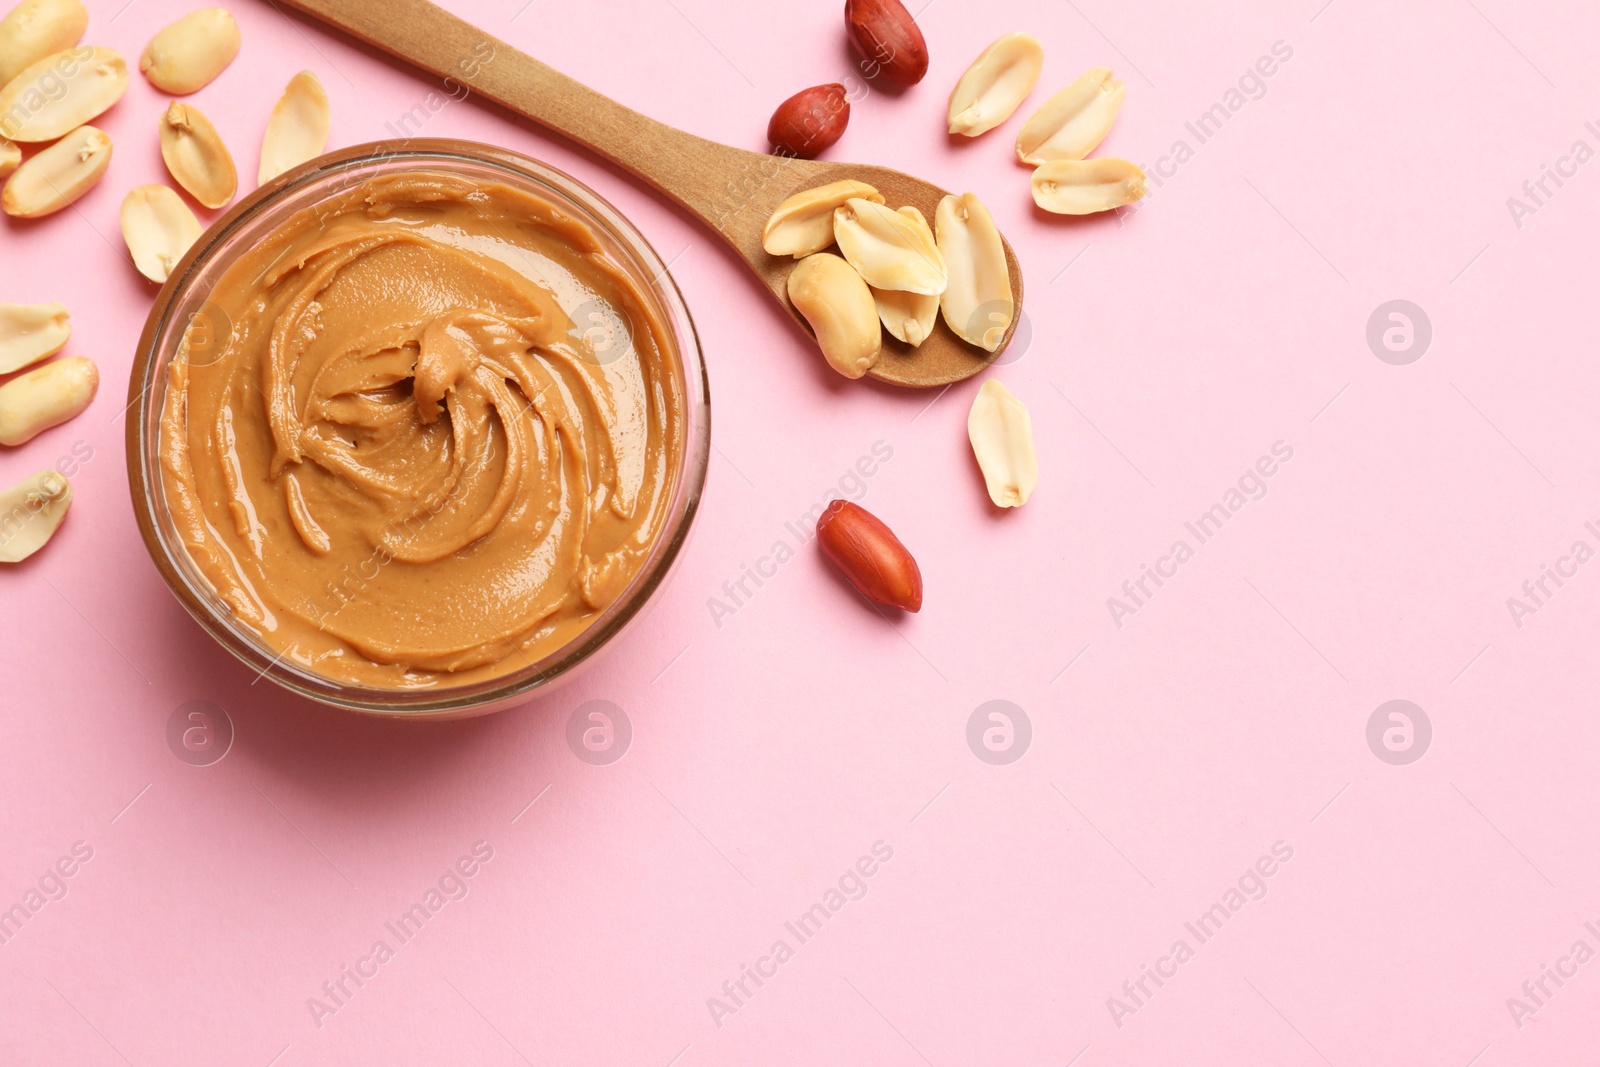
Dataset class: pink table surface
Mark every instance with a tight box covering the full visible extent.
[3,0,1598,1062]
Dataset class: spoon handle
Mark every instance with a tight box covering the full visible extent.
[275,0,771,230]
[266,0,1018,390]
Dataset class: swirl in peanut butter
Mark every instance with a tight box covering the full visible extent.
[159,172,684,688]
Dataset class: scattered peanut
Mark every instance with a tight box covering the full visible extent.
[787,251,882,379]
[832,196,947,296]
[259,70,330,183]
[935,192,1012,352]
[762,179,884,258]
[0,354,97,446]
[871,209,939,346]
[160,101,236,208]
[0,302,69,374]
[767,83,849,159]
[0,46,128,142]
[1031,157,1146,214]
[967,378,1037,507]
[1,124,111,218]
[844,0,929,88]
[120,184,202,283]
[815,499,922,612]
[1015,67,1125,165]
[0,0,88,88]
[0,469,72,563]
[947,32,1043,137]
[139,7,240,94]
[0,138,19,179]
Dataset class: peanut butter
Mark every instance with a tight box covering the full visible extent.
[159,171,684,689]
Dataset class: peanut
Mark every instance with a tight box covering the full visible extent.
[762,179,884,258]
[1,123,111,218]
[947,33,1043,137]
[140,8,241,95]
[0,355,97,446]
[935,192,1012,352]
[0,302,69,374]
[259,70,330,184]
[844,0,928,88]
[767,83,849,159]
[1015,67,1126,165]
[787,251,881,379]
[0,46,128,143]
[0,0,88,88]
[0,138,18,179]
[160,101,236,208]
[0,469,73,563]
[872,284,939,347]
[832,196,947,296]
[120,184,202,283]
[815,500,922,612]
[871,206,940,346]
[967,379,1037,507]
[1031,157,1147,214]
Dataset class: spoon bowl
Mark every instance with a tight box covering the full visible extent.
[734,159,1024,386]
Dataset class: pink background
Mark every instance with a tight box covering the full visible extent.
[3,0,1598,1062]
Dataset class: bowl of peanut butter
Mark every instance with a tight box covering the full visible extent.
[127,141,709,716]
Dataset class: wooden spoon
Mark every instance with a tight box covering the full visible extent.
[272,0,1023,387]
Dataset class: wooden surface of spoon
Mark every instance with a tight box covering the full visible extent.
[273,0,1024,387]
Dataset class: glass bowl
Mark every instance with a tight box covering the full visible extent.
[126,140,710,718]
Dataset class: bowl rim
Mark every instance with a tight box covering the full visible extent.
[125,138,711,718]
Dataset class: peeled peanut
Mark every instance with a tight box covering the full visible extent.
[832,197,946,296]
[872,285,938,347]
[160,101,236,208]
[947,33,1043,137]
[0,469,72,563]
[140,7,240,94]
[968,379,1037,507]
[0,139,18,179]
[762,179,884,258]
[0,355,97,446]
[2,124,111,218]
[120,184,202,283]
[935,192,1013,352]
[871,206,940,346]
[1016,67,1126,164]
[1031,157,1147,214]
[0,46,128,142]
[787,251,881,379]
[0,0,88,88]
[0,302,69,374]
[259,70,330,183]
